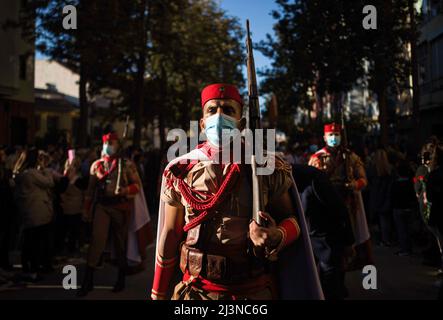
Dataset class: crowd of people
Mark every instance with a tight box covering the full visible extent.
[0,143,163,285]
[0,129,442,299]
[280,135,443,297]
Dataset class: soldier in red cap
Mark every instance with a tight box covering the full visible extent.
[151,83,323,300]
[77,131,142,297]
[309,123,373,270]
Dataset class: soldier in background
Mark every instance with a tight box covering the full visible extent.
[309,123,373,270]
[77,132,142,297]
[293,164,355,299]
[151,84,322,300]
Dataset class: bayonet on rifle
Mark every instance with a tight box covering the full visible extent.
[246,20,265,226]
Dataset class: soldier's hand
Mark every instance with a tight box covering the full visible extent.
[345,180,357,191]
[116,186,128,196]
[249,211,281,248]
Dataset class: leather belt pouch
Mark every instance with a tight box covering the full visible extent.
[188,248,203,277]
[206,254,226,281]
[185,224,200,246]
[180,244,203,277]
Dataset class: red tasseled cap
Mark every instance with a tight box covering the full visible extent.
[102,132,119,143]
[201,83,243,108]
[324,123,342,134]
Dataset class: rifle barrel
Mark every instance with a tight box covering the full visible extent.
[246,20,264,225]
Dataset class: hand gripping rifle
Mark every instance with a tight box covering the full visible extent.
[246,20,265,226]
[115,115,130,195]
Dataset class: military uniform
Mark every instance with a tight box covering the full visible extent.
[78,132,141,297]
[151,84,308,300]
[309,123,373,269]
[85,156,140,269]
[163,151,296,300]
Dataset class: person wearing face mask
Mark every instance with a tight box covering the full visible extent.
[14,148,55,281]
[415,138,442,268]
[77,132,144,297]
[309,123,372,270]
[151,83,323,300]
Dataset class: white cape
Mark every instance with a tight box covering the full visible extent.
[127,187,151,264]
[352,190,370,245]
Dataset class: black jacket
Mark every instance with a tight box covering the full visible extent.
[293,165,355,249]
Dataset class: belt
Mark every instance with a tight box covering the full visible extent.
[180,244,264,284]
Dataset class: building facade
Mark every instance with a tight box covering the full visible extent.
[0,0,35,146]
[34,59,80,144]
[418,0,443,140]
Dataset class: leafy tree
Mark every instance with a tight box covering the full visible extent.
[362,0,413,146]
[260,0,418,146]
[22,0,244,148]
[260,0,366,132]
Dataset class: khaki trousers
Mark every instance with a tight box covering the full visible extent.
[87,203,129,268]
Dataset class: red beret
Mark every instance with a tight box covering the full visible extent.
[324,123,341,134]
[102,132,119,143]
[201,83,243,108]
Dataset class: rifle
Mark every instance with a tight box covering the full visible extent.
[246,20,265,226]
[115,115,130,194]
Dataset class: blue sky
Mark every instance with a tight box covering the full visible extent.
[220,0,278,83]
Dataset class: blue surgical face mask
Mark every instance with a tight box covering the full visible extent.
[326,135,341,148]
[102,143,115,156]
[204,113,240,147]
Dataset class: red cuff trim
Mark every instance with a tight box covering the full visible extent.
[127,184,139,195]
[152,256,177,299]
[151,289,167,300]
[278,217,300,247]
[156,255,177,269]
[355,179,366,190]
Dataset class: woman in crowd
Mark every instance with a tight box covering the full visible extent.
[14,149,56,281]
[57,153,88,256]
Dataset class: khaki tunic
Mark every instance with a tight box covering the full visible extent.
[85,157,141,268]
[308,147,367,189]
[309,147,371,249]
[161,155,294,298]
[86,158,141,201]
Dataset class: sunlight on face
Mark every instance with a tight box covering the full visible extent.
[202,99,242,120]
